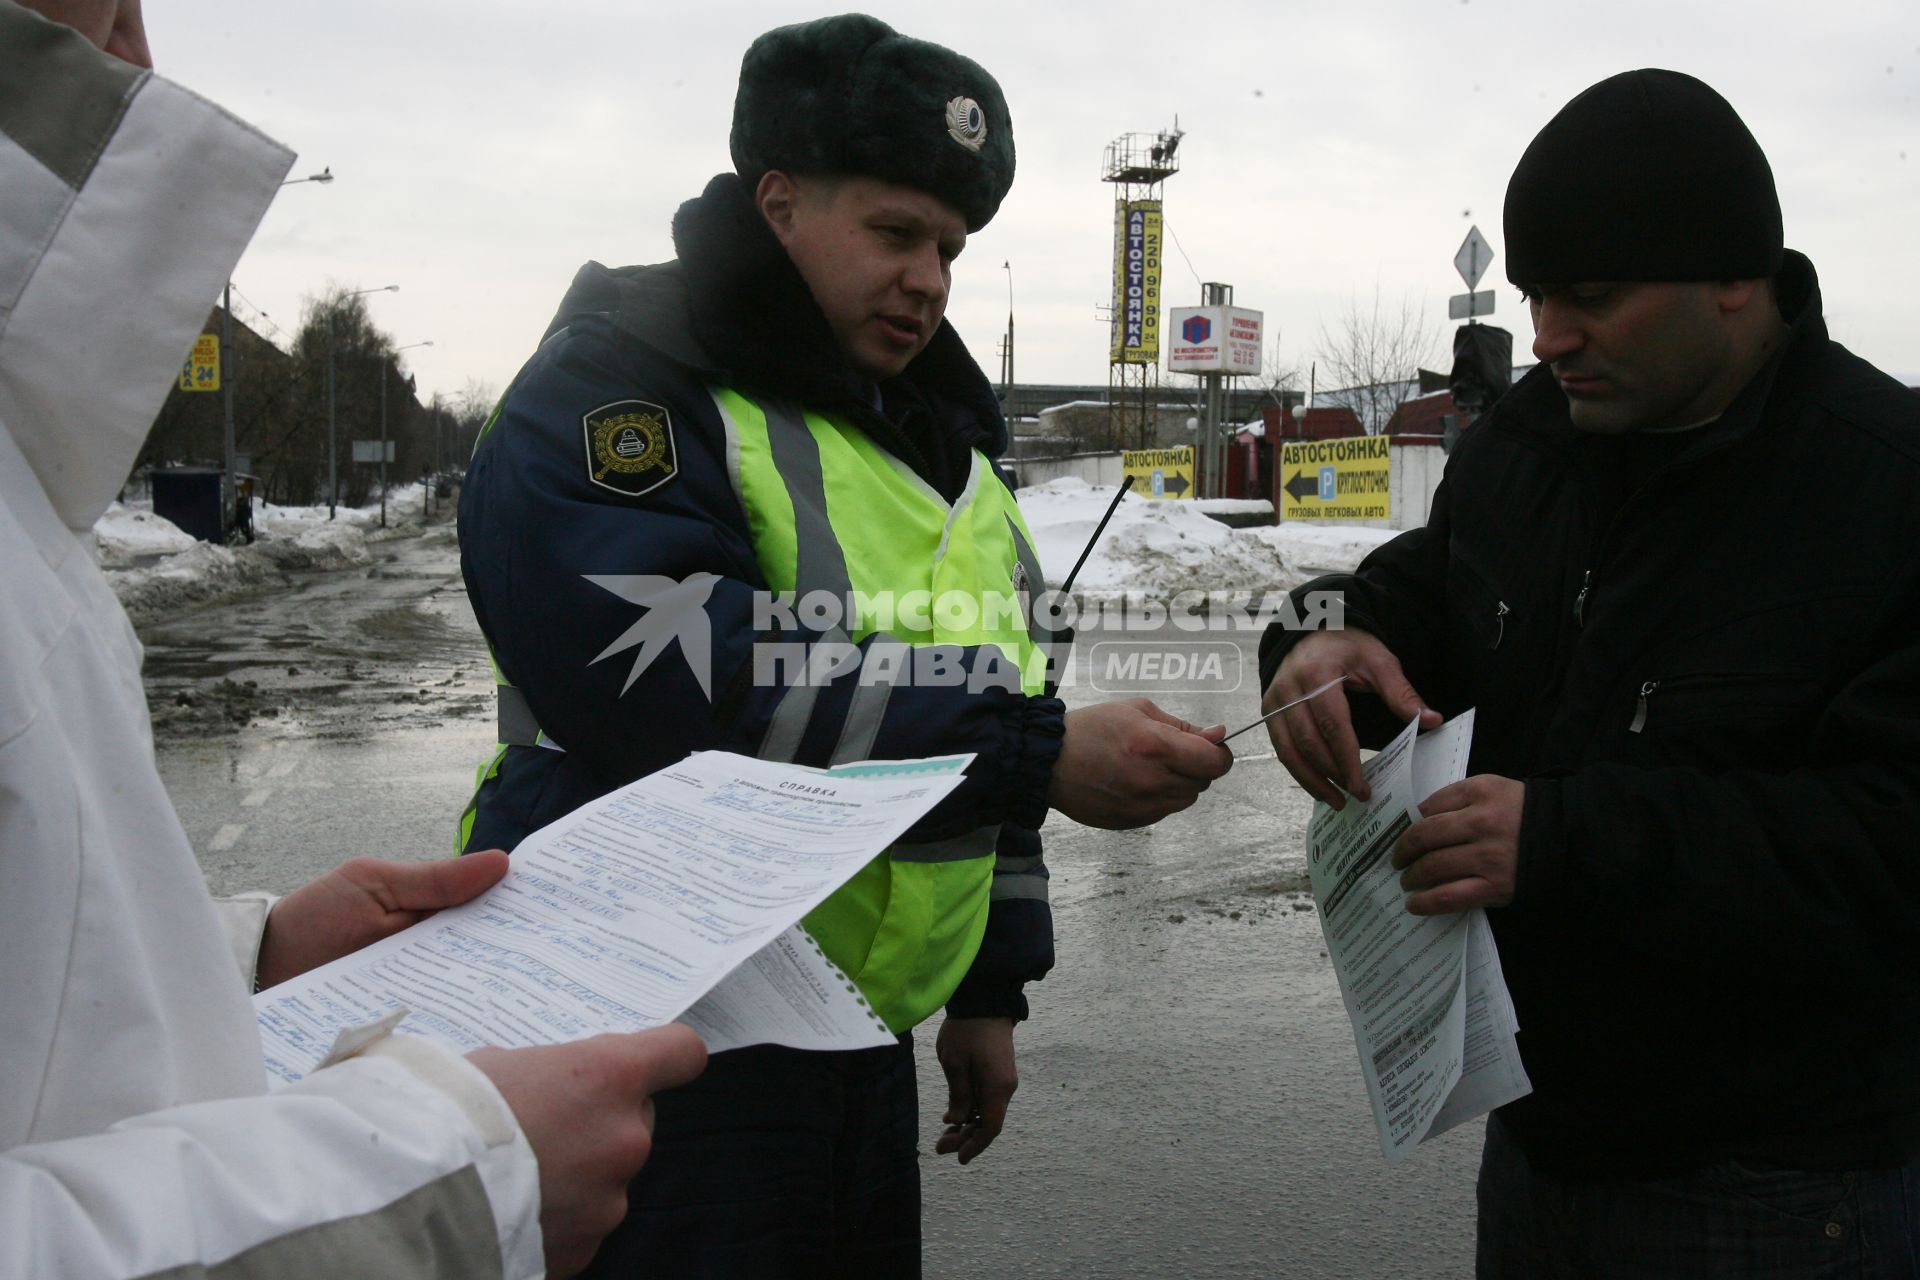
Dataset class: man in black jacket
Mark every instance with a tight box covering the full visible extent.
[1261,69,1920,1274]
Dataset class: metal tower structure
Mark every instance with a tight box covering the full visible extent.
[1102,122,1181,449]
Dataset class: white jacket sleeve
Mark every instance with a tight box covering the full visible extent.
[0,11,546,1278]
[0,1035,544,1280]
[212,892,277,988]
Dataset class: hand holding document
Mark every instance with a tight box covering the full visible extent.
[255,751,970,1083]
[1305,711,1531,1164]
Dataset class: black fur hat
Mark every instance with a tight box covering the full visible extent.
[729,13,1015,232]
[1504,69,1782,285]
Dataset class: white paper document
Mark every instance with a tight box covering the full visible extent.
[255,751,971,1083]
[1305,711,1531,1164]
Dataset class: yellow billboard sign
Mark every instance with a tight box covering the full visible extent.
[1280,435,1391,521]
[1110,199,1162,363]
[1122,446,1193,499]
[178,333,220,392]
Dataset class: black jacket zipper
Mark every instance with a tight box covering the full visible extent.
[1629,680,1658,733]
[1628,672,1805,734]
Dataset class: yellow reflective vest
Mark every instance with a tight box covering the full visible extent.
[714,389,1048,1030]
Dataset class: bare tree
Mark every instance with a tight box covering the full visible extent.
[1254,328,1303,416]
[447,378,499,467]
[453,378,497,427]
[1312,285,1443,433]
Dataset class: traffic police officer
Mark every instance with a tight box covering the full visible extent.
[459,14,1232,1276]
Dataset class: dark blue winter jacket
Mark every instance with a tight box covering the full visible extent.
[459,173,1061,1020]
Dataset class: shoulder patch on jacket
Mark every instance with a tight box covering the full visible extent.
[584,399,678,497]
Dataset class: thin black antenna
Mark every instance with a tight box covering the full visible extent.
[1061,475,1135,595]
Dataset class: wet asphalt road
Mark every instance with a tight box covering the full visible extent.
[145,522,498,889]
[141,524,1480,1278]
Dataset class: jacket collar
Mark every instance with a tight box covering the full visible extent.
[0,7,290,538]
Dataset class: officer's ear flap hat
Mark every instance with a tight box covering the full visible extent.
[1503,68,1782,286]
[730,13,1015,233]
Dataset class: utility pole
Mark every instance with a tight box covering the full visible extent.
[261,166,334,527]
[1199,282,1231,497]
[326,310,336,520]
[377,363,387,529]
[220,283,236,538]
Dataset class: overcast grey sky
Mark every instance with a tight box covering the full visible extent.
[162,1,1919,404]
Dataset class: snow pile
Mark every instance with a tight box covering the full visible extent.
[253,508,377,572]
[103,541,264,620]
[98,494,403,620]
[256,481,428,542]
[1016,477,1399,598]
[1192,498,1274,516]
[1246,522,1400,578]
[93,503,198,568]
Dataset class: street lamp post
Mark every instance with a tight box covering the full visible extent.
[221,166,335,539]
[380,339,432,528]
[328,283,398,519]
[220,283,237,537]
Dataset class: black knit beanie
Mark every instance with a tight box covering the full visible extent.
[730,14,1015,233]
[1504,69,1782,285]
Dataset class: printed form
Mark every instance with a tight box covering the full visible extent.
[1306,711,1531,1164]
[255,751,970,1083]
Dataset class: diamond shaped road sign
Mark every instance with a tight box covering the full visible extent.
[1454,225,1493,291]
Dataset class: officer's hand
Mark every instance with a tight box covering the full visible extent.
[256,851,511,990]
[1391,774,1524,914]
[1263,629,1438,808]
[1048,699,1232,829]
[470,1027,707,1278]
[934,1016,1017,1166]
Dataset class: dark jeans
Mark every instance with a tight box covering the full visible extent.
[578,1036,921,1280]
[1477,1114,1920,1278]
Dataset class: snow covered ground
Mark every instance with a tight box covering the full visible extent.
[97,483,432,619]
[1016,477,1396,598]
[99,475,1396,622]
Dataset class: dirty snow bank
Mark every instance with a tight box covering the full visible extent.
[94,503,198,567]
[1016,477,1399,597]
[97,491,434,620]
[1243,522,1401,579]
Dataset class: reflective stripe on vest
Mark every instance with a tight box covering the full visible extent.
[712,387,1046,1030]
[496,682,541,747]
[461,653,561,854]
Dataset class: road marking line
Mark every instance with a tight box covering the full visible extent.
[241,788,272,808]
[210,824,247,851]
[267,759,297,779]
